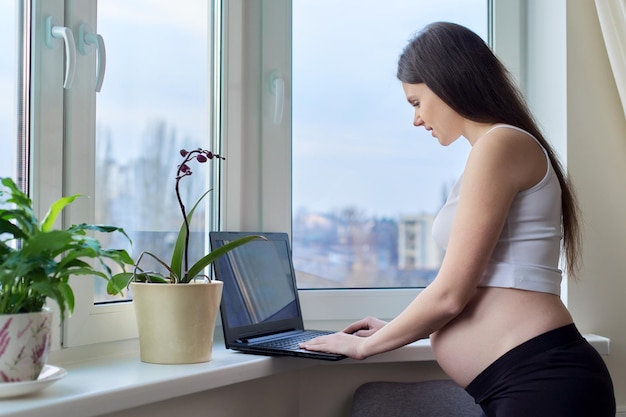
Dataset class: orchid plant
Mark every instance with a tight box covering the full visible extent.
[107,148,260,295]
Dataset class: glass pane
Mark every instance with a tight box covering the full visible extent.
[94,1,210,302]
[0,1,18,181]
[292,1,487,289]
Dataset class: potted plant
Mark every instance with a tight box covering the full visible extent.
[0,177,133,382]
[107,148,261,364]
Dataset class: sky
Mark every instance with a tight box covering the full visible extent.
[0,0,487,218]
[292,0,486,217]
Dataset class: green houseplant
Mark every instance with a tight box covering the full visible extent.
[107,148,261,364]
[0,177,133,382]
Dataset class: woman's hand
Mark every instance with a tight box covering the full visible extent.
[299,332,368,359]
[343,316,387,337]
[298,317,388,359]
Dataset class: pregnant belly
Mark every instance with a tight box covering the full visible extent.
[430,287,573,387]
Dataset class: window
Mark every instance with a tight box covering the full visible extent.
[7,0,523,348]
[92,1,211,303]
[20,0,217,347]
[291,1,485,289]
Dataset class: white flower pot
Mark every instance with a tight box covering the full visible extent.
[0,310,52,382]
[130,280,223,364]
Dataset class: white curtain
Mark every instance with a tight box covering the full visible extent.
[595,0,626,121]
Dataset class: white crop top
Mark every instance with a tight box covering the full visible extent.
[431,125,563,295]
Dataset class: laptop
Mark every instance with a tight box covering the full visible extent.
[209,231,346,361]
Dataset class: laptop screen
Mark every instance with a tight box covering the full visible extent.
[210,232,304,338]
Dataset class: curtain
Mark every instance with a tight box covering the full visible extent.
[595,0,626,122]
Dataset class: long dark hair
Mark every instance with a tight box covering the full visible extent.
[397,22,581,277]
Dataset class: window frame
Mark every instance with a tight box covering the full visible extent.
[29,0,75,349]
[26,0,220,348]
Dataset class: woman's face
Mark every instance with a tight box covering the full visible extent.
[401,82,464,146]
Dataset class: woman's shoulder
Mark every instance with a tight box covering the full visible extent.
[476,124,539,148]
[467,124,547,191]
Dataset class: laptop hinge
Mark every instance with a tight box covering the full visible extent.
[238,329,299,344]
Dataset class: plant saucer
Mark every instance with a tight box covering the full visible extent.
[0,365,67,399]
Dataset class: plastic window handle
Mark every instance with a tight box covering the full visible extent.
[272,75,285,125]
[48,22,77,89]
[78,24,107,92]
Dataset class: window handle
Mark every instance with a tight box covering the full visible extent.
[270,71,285,125]
[78,23,107,92]
[45,16,77,89]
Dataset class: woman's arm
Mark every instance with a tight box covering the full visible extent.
[301,129,545,359]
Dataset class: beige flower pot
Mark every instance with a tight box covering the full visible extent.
[0,310,52,382]
[130,280,223,364]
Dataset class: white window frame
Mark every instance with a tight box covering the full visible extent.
[27,0,524,349]
[27,0,138,348]
[30,0,77,349]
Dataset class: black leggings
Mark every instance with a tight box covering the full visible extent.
[465,324,615,417]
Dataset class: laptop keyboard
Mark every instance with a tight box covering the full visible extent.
[255,330,333,350]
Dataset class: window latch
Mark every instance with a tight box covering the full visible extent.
[45,16,77,89]
[78,23,107,92]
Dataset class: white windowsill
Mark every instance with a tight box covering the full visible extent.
[0,334,609,417]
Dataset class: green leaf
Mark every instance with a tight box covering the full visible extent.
[0,178,32,209]
[186,235,264,281]
[108,269,169,295]
[0,218,27,239]
[170,189,212,280]
[0,208,38,237]
[136,273,169,284]
[59,266,106,279]
[70,223,133,244]
[28,280,64,314]
[19,230,74,256]
[107,272,134,295]
[0,241,13,257]
[40,194,82,232]
[102,249,134,265]
[55,256,92,271]
[57,281,75,316]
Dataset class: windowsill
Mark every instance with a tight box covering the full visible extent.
[0,334,610,417]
